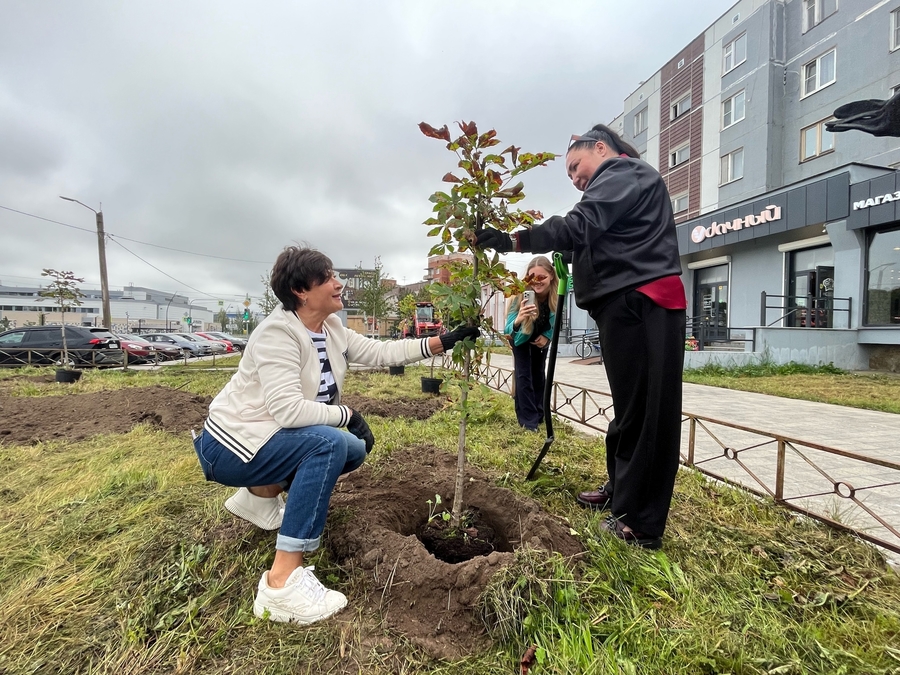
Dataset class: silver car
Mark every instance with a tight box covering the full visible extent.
[142,333,210,357]
[173,332,227,354]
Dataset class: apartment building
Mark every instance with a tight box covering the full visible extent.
[601,0,900,370]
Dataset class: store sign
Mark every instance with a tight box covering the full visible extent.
[690,205,782,244]
[852,191,900,210]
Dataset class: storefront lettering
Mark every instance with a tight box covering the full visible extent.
[691,205,781,243]
[852,190,900,210]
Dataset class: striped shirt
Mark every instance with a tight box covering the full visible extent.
[308,329,338,404]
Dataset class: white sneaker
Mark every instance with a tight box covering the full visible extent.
[253,566,348,624]
[224,487,285,530]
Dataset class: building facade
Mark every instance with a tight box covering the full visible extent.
[591,0,900,370]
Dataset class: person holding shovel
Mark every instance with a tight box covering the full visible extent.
[505,255,558,431]
[473,124,686,550]
[192,245,478,625]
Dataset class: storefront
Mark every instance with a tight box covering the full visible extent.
[673,164,900,371]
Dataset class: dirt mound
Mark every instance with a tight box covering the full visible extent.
[326,446,582,660]
[0,386,210,445]
[341,393,445,420]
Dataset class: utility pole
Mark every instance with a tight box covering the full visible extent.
[59,196,112,329]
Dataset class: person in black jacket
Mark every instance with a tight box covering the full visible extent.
[474,124,687,549]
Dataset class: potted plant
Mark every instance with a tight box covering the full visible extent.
[420,120,554,532]
[39,269,86,383]
[421,355,441,394]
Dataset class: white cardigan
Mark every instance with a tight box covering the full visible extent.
[205,307,433,462]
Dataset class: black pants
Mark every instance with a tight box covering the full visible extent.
[590,291,686,538]
[511,341,548,431]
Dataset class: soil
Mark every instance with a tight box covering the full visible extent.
[327,446,583,660]
[0,384,211,445]
[0,380,583,661]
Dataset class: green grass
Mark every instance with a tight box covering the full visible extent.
[0,366,898,674]
[683,361,900,414]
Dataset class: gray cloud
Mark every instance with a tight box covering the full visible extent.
[1,0,730,301]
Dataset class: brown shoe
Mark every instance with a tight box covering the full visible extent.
[599,515,662,550]
[576,484,612,511]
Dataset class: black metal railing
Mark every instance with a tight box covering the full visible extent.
[685,316,756,352]
[760,292,852,329]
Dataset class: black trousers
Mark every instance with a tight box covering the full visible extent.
[589,290,686,538]
[511,341,548,431]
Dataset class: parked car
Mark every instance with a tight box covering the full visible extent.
[173,332,227,354]
[142,333,211,357]
[116,334,182,362]
[201,331,248,351]
[194,331,235,352]
[0,325,123,367]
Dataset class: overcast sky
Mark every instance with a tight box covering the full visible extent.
[0,0,732,308]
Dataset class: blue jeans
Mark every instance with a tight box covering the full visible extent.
[193,425,366,553]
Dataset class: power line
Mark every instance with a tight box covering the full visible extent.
[0,203,272,264]
[108,238,220,300]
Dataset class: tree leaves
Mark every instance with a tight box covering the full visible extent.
[419,122,450,141]
[442,173,462,183]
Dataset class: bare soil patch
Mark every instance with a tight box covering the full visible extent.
[0,386,210,445]
[341,393,445,420]
[326,446,583,660]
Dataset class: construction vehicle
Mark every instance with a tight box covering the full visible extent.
[401,302,443,338]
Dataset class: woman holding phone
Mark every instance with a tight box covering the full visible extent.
[505,255,558,431]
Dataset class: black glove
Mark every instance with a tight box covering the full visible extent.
[439,326,480,352]
[347,410,375,454]
[474,227,515,253]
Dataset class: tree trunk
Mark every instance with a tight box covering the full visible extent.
[450,350,470,527]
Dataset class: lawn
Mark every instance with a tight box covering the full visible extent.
[683,362,900,414]
[0,365,898,674]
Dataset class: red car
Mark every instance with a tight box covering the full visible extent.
[116,334,181,362]
[195,332,235,353]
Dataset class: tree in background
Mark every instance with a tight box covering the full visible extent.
[259,271,279,316]
[216,308,228,332]
[356,257,394,335]
[420,120,554,525]
[38,269,86,369]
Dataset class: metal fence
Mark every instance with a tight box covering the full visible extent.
[471,358,900,555]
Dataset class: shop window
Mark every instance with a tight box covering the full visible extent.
[693,264,729,344]
[723,33,747,74]
[787,245,834,327]
[671,93,691,120]
[865,228,900,325]
[892,8,900,51]
[800,118,835,161]
[672,193,689,213]
[803,0,837,33]
[670,143,690,167]
[722,90,745,129]
[802,49,836,97]
[720,148,744,184]
[634,107,648,136]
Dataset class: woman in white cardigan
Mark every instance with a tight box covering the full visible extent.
[193,245,477,626]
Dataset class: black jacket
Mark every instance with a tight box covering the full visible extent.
[527,157,682,310]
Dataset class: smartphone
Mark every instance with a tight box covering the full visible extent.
[523,290,536,306]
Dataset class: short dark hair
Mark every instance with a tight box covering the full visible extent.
[270,245,334,311]
[568,123,640,159]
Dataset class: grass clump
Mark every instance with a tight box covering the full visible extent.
[0,366,898,674]
[684,361,900,414]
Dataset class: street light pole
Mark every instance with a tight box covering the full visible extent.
[59,196,112,329]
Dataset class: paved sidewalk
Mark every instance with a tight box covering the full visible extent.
[486,353,900,564]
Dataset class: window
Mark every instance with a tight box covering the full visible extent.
[893,8,900,51]
[865,227,900,325]
[802,49,836,96]
[720,148,744,184]
[803,0,837,33]
[671,93,691,120]
[723,33,747,73]
[634,108,648,135]
[722,90,746,128]
[800,118,835,161]
[672,194,689,213]
[670,144,690,167]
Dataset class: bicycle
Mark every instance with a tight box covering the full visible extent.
[574,332,603,360]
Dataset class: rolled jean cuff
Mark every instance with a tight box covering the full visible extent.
[276,533,321,553]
